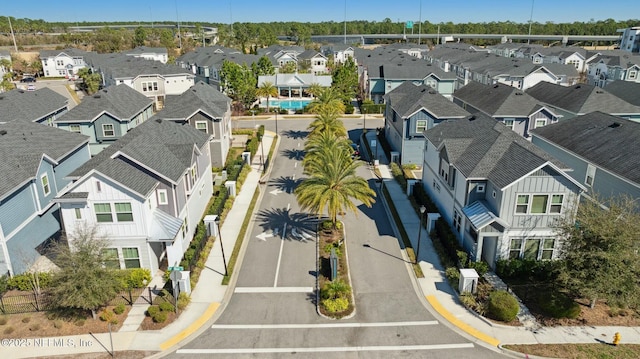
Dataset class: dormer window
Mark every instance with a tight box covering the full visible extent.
[476,184,485,193]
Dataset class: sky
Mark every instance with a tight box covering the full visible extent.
[2,0,638,25]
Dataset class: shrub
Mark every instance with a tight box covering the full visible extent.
[323,243,342,256]
[159,301,175,312]
[456,251,468,268]
[21,316,31,323]
[99,310,116,323]
[114,303,126,315]
[495,259,560,282]
[0,316,7,325]
[538,292,581,319]
[320,280,351,300]
[344,104,354,114]
[7,272,52,291]
[487,290,519,322]
[445,267,460,287]
[29,323,41,331]
[53,320,64,329]
[459,292,482,314]
[468,261,490,277]
[4,326,14,334]
[322,298,349,313]
[147,305,160,317]
[257,125,265,139]
[74,319,85,327]
[412,185,439,213]
[152,311,168,323]
[118,268,152,289]
[177,292,191,310]
[0,275,7,295]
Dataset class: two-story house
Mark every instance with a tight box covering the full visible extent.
[0,121,90,275]
[152,81,232,168]
[55,85,154,155]
[0,50,10,80]
[531,111,640,204]
[453,82,561,138]
[40,48,88,79]
[297,49,329,75]
[526,81,640,122]
[586,51,640,87]
[176,47,257,90]
[618,26,640,53]
[56,119,212,275]
[421,113,585,268]
[125,46,169,64]
[383,81,469,165]
[0,87,69,125]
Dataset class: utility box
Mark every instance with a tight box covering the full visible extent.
[225,181,236,197]
[458,268,479,294]
[242,151,251,165]
[176,271,191,295]
[203,215,219,237]
[426,213,441,233]
[390,151,400,163]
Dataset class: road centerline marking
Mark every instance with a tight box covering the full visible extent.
[273,223,287,287]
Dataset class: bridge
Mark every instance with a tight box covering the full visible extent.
[293,33,622,46]
[68,24,217,37]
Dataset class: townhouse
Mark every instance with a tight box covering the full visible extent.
[453,82,561,138]
[40,48,88,79]
[0,121,90,275]
[55,84,154,155]
[0,87,69,125]
[421,113,585,268]
[383,81,469,165]
[56,119,213,275]
[586,51,640,87]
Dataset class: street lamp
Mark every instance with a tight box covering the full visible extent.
[415,205,426,264]
[363,105,367,132]
[375,128,380,162]
[214,216,228,276]
[259,132,265,172]
[274,108,278,135]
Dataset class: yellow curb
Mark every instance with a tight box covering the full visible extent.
[426,295,500,347]
[159,302,220,351]
[65,84,81,105]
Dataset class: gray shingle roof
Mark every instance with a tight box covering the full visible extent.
[384,81,469,118]
[87,54,191,79]
[56,84,152,123]
[0,88,68,123]
[69,118,210,197]
[603,81,640,106]
[531,111,640,184]
[382,62,456,80]
[453,82,542,117]
[0,121,88,199]
[424,113,565,189]
[526,82,640,115]
[156,81,230,120]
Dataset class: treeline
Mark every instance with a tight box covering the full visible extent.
[1,16,637,37]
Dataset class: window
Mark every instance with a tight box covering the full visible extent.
[535,119,547,128]
[550,195,563,214]
[94,203,113,222]
[102,124,115,137]
[629,70,637,80]
[157,189,168,205]
[509,238,523,259]
[41,174,50,196]
[524,238,540,260]
[516,195,529,214]
[96,180,102,192]
[69,124,81,133]
[195,121,207,133]
[503,119,514,130]
[181,218,188,238]
[122,248,140,268]
[453,210,462,232]
[585,164,596,186]
[531,195,548,214]
[142,81,158,92]
[416,120,427,133]
[541,239,555,260]
[492,191,497,198]
[115,203,133,222]
[102,248,120,269]
[190,165,198,187]
[476,184,485,193]
[75,208,82,220]
[56,60,64,66]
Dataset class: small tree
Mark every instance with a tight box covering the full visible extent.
[555,193,640,309]
[48,224,122,319]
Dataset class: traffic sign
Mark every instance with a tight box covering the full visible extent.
[168,266,184,271]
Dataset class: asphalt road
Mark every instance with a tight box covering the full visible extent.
[14,78,82,109]
[167,118,507,358]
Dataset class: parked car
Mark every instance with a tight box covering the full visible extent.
[20,77,36,83]
[26,84,36,91]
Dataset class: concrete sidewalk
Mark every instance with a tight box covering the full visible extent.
[362,130,640,348]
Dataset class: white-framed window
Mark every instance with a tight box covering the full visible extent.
[102,248,120,269]
[115,202,133,222]
[181,217,188,238]
[476,184,485,193]
[195,121,208,133]
[585,164,596,186]
[122,247,141,268]
[190,165,198,187]
[94,203,113,222]
[40,174,50,196]
[141,81,158,92]
[509,238,523,259]
[535,119,547,128]
[503,119,514,130]
[102,124,115,137]
[56,60,64,66]
[628,70,637,80]
[453,210,462,232]
[515,194,564,215]
[74,208,82,220]
[416,120,427,133]
[96,180,102,192]
[157,189,168,205]
[509,238,556,260]
[69,124,81,133]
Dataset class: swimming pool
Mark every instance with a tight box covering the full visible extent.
[263,99,312,110]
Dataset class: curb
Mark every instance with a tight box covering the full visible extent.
[158,302,220,351]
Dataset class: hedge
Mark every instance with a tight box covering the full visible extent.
[487,290,519,322]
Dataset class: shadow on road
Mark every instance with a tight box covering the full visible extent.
[362,243,412,263]
[268,176,303,193]
[255,207,318,243]
[280,148,306,160]
[282,129,309,139]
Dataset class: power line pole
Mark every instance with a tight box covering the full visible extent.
[8,16,18,52]
[528,0,535,45]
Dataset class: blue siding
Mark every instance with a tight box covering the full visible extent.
[0,183,37,235]
[53,144,91,190]
[6,207,61,274]
[94,113,123,142]
[35,161,56,209]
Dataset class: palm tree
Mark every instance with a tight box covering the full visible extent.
[307,82,323,98]
[256,81,278,113]
[295,145,376,228]
[303,133,351,175]
[308,109,347,138]
[306,87,345,114]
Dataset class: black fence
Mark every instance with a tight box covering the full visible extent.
[0,287,154,315]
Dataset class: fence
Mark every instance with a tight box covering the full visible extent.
[0,287,155,315]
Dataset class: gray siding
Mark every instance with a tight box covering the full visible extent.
[94,114,122,142]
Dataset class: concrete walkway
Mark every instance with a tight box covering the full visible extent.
[4,129,639,359]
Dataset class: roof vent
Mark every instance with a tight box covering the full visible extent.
[468,115,476,121]
[421,88,427,92]
[574,85,581,89]
[155,118,163,123]
[515,92,523,95]
[93,94,101,98]
[596,90,604,94]
[493,84,499,88]
[0,130,7,136]
[608,122,621,128]
[429,90,436,94]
